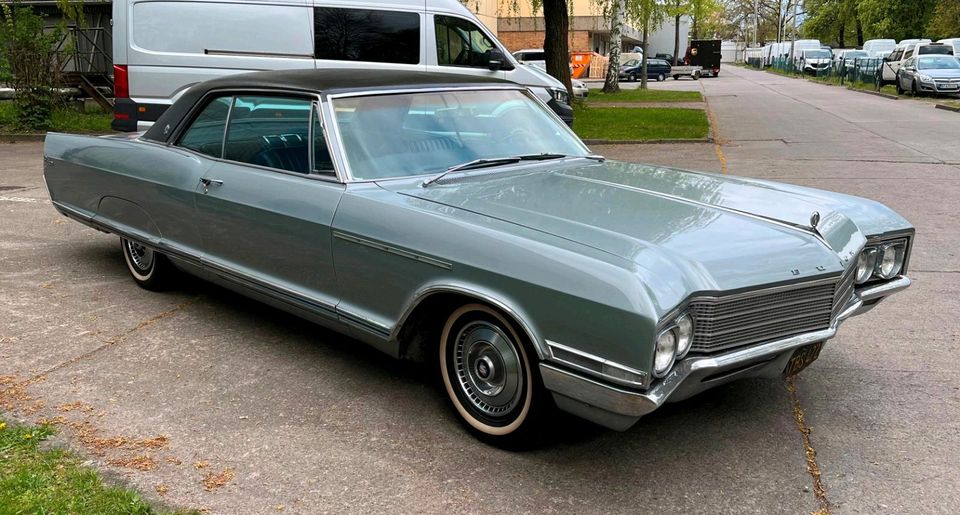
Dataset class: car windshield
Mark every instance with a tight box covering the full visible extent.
[623,59,640,67]
[918,56,960,69]
[331,89,589,180]
[804,50,831,58]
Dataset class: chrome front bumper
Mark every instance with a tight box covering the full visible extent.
[541,276,911,431]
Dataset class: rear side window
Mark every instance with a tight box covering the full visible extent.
[313,8,420,64]
[224,96,312,174]
[435,15,496,67]
[179,96,231,158]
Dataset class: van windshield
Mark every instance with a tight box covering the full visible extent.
[804,50,831,59]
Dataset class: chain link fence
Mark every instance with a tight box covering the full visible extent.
[745,56,884,90]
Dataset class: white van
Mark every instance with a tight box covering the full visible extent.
[938,38,960,55]
[112,0,572,131]
[790,40,822,65]
[863,39,897,58]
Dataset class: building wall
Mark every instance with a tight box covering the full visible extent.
[497,30,591,53]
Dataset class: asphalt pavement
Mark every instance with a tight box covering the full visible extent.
[2,65,958,513]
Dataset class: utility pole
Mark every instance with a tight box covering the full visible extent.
[753,0,758,47]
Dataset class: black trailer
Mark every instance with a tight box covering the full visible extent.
[684,39,722,77]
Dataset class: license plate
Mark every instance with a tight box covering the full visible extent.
[940,84,958,90]
[784,341,824,377]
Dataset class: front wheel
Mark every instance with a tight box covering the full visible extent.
[629,74,637,82]
[120,237,174,291]
[912,80,920,96]
[439,304,546,446]
[896,76,904,94]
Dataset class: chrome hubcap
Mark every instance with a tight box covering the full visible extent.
[125,240,154,272]
[454,321,523,417]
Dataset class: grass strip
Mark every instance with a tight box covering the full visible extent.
[573,105,709,141]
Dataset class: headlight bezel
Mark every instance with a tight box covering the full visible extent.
[854,237,910,285]
[550,87,570,105]
[652,313,696,378]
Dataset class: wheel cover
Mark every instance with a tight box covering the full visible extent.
[125,240,154,272]
[453,321,524,418]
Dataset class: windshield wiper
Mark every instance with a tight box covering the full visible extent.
[422,153,605,187]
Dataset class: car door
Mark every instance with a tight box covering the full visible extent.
[193,94,344,314]
[428,13,503,80]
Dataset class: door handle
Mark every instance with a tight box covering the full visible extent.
[199,177,223,193]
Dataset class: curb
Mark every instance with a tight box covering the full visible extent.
[583,137,713,145]
[935,103,960,112]
[848,88,899,100]
[1,134,46,143]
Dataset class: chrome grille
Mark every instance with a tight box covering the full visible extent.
[689,274,851,355]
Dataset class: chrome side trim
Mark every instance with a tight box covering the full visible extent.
[545,340,649,389]
[332,231,452,270]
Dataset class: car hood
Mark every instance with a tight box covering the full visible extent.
[919,68,960,79]
[379,161,887,292]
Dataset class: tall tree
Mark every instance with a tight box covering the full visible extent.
[630,0,665,89]
[542,0,573,95]
[857,0,936,41]
[602,0,628,93]
[928,0,960,40]
[665,0,691,64]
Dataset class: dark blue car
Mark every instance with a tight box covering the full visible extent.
[619,58,673,82]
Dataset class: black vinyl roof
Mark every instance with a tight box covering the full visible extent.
[143,69,514,143]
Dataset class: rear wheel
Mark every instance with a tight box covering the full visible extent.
[657,73,665,82]
[438,304,546,447]
[120,237,174,291]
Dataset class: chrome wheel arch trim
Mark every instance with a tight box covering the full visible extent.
[390,283,548,360]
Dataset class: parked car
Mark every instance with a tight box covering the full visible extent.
[619,59,672,81]
[863,39,897,58]
[511,49,545,63]
[654,52,675,63]
[790,39,822,67]
[880,41,950,85]
[896,55,960,95]
[44,69,914,445]
[111,0,573,131]
[799,48,833,75]
[526,60,589,98]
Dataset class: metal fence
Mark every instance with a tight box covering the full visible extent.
[746,57,884,90]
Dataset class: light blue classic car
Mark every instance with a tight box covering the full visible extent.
[43,69,913,445]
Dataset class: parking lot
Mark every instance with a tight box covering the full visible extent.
[2,64,959,513]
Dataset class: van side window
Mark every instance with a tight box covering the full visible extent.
[314,8,420,65]
[224,96,312,174]
[179,96,232,158]
[435,15,496,67]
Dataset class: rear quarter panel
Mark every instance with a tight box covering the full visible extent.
[43,133,209,254]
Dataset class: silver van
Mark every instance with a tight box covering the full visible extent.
[112,0,573,131]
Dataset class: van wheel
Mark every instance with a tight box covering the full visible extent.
[121,237,174,291]
[438,304,547,447]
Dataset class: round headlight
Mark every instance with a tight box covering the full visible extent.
[855,248,878,284]
[877,243,904,279]
[654,330,677,377]
[675,314,694,358]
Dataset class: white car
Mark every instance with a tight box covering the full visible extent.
[526,59,588,98]
[800,49,833,75]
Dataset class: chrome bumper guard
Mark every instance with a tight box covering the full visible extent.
[541,276,911,431]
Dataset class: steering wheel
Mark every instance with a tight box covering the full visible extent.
[499,126,538,147]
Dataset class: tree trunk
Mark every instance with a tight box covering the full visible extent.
[673,13,681,66]
[640,19,650,89]
[838,20,845,48]
[542,0,572,96]
[603,0,626,93]
[855,15,864,47]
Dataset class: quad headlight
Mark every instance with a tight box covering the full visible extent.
[653,313,695,378]
[854,239,907,284]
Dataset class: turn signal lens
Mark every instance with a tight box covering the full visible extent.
[654,330,677,377]
[856,248,878,284]
[675,314,694,358]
